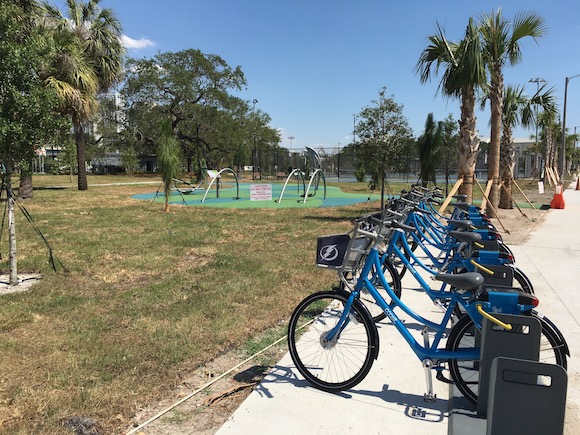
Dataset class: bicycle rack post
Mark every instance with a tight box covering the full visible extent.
[486,357,567,435]
[477,313,541,417]
[422,359,436,402]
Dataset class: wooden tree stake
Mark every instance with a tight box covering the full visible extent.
[474,177,510,235]
[511,179,536,210]
[500,180,527,218]
[438,178,464,213]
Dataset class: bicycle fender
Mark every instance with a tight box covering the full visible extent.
[534,310,570,357]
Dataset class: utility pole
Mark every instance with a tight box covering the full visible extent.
[560,74,580,181]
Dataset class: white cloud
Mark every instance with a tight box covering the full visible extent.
[120,34,155,49]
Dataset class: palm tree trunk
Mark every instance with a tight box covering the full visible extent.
[74,119,88,191]
[499,125,515,209]
[487,69,504,216]
[457,88,480,203]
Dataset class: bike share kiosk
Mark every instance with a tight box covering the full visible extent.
[277,146,326,204]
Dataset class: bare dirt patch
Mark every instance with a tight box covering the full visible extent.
[126,341,287,435]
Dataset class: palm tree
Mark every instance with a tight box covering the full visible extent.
[42,0,125,191]
[499,84,556,208]
[157,119,181,213]
[416,18,487,203]
[537,109,560,181]
[478,9,546,215]
[417,113,442,187]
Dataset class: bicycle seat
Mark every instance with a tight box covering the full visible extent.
[449,230,482,243]
[448,219,474,230]
[435,272,484,292]
[453,202,480,211]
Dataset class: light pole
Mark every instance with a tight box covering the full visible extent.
[529,78,545,179]
[288,136,295,169]
[252,99,258,180]
[560,74,580,181]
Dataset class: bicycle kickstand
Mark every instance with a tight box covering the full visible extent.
[421,328,437,402]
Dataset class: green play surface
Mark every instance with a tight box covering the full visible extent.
[132,182,380,208]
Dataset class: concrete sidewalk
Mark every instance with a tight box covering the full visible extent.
[217,274,451,435]
[494,186,580,433]
[216,185,580,435]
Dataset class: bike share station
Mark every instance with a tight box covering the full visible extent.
[310,190,568,435]
[442,198,569,435]
[450,314,568,435]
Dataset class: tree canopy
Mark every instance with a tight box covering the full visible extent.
[121,49,280,174]
[354,88,413,208]
[0,0,65,181]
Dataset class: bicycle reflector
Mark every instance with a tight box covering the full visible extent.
[520,293,540,307]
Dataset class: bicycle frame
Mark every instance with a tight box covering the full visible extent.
[335,245,479,363]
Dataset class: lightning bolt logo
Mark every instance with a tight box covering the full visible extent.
[319,244,340,262]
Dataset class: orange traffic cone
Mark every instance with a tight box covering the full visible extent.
[550,184,566,209]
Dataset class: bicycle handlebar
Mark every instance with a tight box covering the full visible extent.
[476,304,512,330]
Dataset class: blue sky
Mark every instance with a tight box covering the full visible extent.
[50,0,580,150]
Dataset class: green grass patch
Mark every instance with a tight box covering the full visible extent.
[0,173,551,433]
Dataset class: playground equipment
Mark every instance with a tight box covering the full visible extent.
[201,168,240,202]
[172,159,211,194]
[172,159,240,203]
[277,146,326,204]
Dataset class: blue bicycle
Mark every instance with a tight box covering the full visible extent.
[288,219,568,404]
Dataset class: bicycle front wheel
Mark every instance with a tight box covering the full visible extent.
[288,290,378,392]
[446,312,568,404]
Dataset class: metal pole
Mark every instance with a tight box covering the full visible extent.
[560,74,580,181]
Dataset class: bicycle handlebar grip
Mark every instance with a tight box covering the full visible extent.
[390,220,415,233]
[399,197,419,205]
[384,209,403,218]
[368,216,383,226]
[356,228,377,240]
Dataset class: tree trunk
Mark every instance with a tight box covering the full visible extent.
[18,159,33,199]
[74,119,88,191]
[499,125,514,209]
[8,187,18,285]
[457,87,480,204]
[487,68,504,217]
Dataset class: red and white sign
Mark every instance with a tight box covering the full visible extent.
[250,184,272,201]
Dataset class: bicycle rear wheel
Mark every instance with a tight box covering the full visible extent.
[446,312,568,404]
[361,259,402,322]
[288,290,378,392]
[511,265,534,294]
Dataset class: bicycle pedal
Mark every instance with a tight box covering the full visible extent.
[412,407,427,418]
[436,371,453,384]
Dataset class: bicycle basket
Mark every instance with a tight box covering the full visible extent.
[315,229,372,272]
[316,233,350,269]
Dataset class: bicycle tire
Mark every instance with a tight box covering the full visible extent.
[446,312,568,404]
[511,265,534,294]
[288,290,378,392]
[362,259,402,322]
[387,239,412,279]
